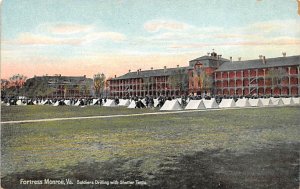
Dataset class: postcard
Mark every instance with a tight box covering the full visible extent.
[1,0,299,188]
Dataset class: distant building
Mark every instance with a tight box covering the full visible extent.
[25,75,93,98]
[108,52,300,97]
[215,55,300,96]
[108,52,228,97]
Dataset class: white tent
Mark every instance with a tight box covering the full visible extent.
[154,99,159,107]
[203,99,219,109]
[26,100,34,105]
[103,99,117,107]
[176,98,182,105]
[16,100,24,105]
[259,98,273,106]
[185,100,206,110]
[281,98,295,105]
[219,99,236,108]
[271,98,284,106]
[292,97,300,104]
[74,100,82,106]
[235,98,251,107]
[64,100,71,106]
[160,100,182,111]
[53,101,60,106]
[42,99,52,105]
[39,100,44,105]
[127,100,136,108]
[91,99,100,105]
[141,98,146,105]
[118,99,130,106]
[249,99,263,107]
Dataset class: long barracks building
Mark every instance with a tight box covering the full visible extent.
[108,52,300,98]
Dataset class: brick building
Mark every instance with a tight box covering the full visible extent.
[25,75,93,98]
[108,52,228,97]
[214,55,300,96]
[108,53,300,98]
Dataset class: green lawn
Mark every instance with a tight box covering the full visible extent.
[1,105,159,121]
[1,106,300,188]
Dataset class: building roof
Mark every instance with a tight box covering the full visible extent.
[189,55,229,62]
[111,66,189,80]
[216,55,300,72]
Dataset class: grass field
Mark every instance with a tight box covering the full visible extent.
[1,105,300,188]
[1,105,158,122]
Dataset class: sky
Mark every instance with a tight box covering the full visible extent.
[1,0,300,79]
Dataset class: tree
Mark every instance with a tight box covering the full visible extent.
[169,68,189,95]
[8,74,27,96]
[1,79,10,98]
[93,73,106,97]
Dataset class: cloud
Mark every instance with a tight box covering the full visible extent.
[144,20,191,32]
[168,37,300,50]
[9,30,126,46]
[84,32,126,43]
[16,33,83,46]
[47,23,93,35]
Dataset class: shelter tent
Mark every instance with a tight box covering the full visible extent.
[64,100,71,106]
[74,100,84,106]
[153,99,159,107]
[53,100,66,106]
[203,99,219,109]
[185,100,206,110]
[235,98,251,107]
[26,100,34,105]
[292,97,300,104]
[259,98,273,106]
[249,99,263,107]
[271,98,284,106]
[103,99,117,107]
[91,99,100,105]
[160,100,182,111]
[118,99,130,106]
[16,100,25,105]
[42,99,52,105]
[128,100,136,108]
[176,98,182,105]
[219,99,236,108]
[281,98,295,105]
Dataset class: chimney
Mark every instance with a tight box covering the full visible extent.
[282,52,286,57]
[129,69,131,72]
[114,75,116,78]
[238,57,241,61]
[137,69,139,75]
[262,56,266,64]
[151,67,153,70]
[177,65,179,68]
[164,66,167,73]
[259,55,263,59]
[230,57,232,62]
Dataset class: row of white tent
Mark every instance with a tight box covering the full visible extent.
[4,97,300,111]
[160,97,300,111]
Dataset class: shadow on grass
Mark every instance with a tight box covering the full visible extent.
[2,143,299,189]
